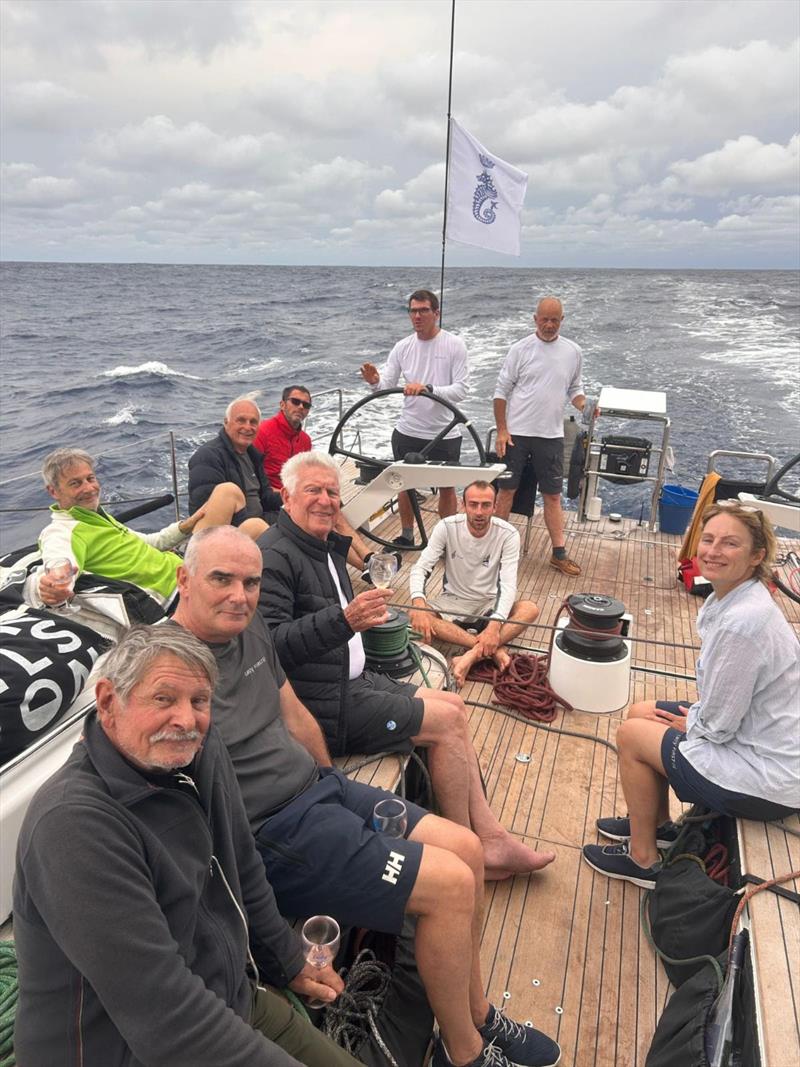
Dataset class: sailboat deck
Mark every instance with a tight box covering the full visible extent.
[353,488,800,1067]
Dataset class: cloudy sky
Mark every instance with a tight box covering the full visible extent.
[1,0,798,268]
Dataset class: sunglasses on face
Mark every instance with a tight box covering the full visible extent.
[715,499,761,515]
[287,397,312,410]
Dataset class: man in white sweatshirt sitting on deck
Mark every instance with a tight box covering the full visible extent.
[409,480,540,687]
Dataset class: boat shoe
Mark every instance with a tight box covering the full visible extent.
[479,1005,562,1066]
[596,815,680,850]
[582,841,661,889]
[548,554,581,576]
[431,1038,514,1067]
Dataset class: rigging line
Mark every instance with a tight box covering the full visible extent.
[463,699,620,755]
[438,0,456,322]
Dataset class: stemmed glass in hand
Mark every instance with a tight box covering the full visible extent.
[368,552,399,590]
[372,797,408,838]
[301,915,341,1009]
[44,558,80,614]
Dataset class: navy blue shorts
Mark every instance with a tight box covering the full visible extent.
[255,767,427,934]
[337,671,425,758]
[660,724,797,821]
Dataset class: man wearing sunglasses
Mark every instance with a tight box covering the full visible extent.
[255,386,315,492]
[254,385,377,575]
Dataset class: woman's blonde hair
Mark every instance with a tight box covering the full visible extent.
[700,501,776,584]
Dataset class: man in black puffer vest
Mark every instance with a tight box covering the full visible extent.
[258,450,556,881]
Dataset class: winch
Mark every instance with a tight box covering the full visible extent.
[548,593,632,714]
[363,609,418,678]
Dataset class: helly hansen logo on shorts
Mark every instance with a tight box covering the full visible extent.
[382,851,405,885]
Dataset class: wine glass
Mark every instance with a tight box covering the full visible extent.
[368,552,399,589]
[44,558,80,614]
[301,915,340,1009]
[372,797,408,838]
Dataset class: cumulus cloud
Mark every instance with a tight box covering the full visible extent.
[0,1,797,266]
[670,134,799,194]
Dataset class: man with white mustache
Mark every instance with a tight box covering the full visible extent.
[12,624,361,1067]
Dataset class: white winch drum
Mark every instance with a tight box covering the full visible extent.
[547,594,632,715]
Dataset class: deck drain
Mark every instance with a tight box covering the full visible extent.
[531,979,540,987]
[515,753,531,763]
[644,609,653,616]
[502,991,511,1000]
[524,1021,534,1028]
[555,1006,563,1015]
[642,575,654,583]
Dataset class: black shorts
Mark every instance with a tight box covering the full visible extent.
[255,767,427,933]
[337,670,425,757]
[391,428,462,464]
[660,723,797,821]
[501,435,563,494]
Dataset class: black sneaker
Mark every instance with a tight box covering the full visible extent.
[479,1005,561,1066]
[431,1037,512,1067]
[596,815,679,850]
[393,535,416,549]
[582,841,661,889]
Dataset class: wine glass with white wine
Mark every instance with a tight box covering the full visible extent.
[368,552,398,590]
[44,558,80,614]
[300,915,340,1009]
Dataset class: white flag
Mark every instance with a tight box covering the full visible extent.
[445,118,528,256]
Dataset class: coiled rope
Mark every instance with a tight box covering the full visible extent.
[0,942,18,1067]
[322,949,399,1066]
[466,653,572,722]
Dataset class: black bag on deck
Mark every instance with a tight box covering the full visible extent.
[645,948,759,1067]
[646,855,738,987]
[326,916,434,1067]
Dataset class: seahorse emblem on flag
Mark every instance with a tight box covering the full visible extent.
[472,154,498,225]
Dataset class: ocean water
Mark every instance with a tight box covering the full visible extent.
[1,262,798,549]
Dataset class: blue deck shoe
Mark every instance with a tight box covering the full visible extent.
[582,841,661,889]
[479,1006,561,1067]
[596,815,679,850]
[431,1037,513,1067]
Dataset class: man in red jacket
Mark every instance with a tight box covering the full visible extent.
[255,385,379,578]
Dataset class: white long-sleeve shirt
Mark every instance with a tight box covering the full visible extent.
[374,329,469,438]
[681,579,800,806]
[409,515,520,621]
[493,332,583,438]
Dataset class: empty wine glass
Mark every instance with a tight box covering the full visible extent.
[372,797,408,838]
[44,558,80,614]
[301,915,340,1009]
[368,552,398,589]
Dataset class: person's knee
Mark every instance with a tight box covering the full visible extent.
[514,599,539,621]
[627,701,652,720]
[209,481,245,511]
[410,848,475,918]
[420,694,468,737]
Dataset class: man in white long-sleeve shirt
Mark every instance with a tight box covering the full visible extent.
[493,296,585,577]
[360,289,469,546]
[409,481,540,688]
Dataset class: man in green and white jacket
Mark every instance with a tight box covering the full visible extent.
[27,447,257,612]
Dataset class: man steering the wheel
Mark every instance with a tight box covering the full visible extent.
[360,289,469,547]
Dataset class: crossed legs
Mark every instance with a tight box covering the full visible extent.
[410,689,555,878]
[406,816,489,1065]
[191,483,269,540]
[449,599,540,688]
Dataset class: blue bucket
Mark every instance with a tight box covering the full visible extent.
[659,484,698,535]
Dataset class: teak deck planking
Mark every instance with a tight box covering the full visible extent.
[347,483,800,1067]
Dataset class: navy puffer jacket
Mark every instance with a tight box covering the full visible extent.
[258,510,356,751]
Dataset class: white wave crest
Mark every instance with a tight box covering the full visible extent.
[103,403,139,426]
[101,360,199,380]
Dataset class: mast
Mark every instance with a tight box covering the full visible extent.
[438,0,456,325]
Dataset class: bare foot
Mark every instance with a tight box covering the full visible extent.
[481,831,556,876]
[492,648,511,674]
[451,652,475,689]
